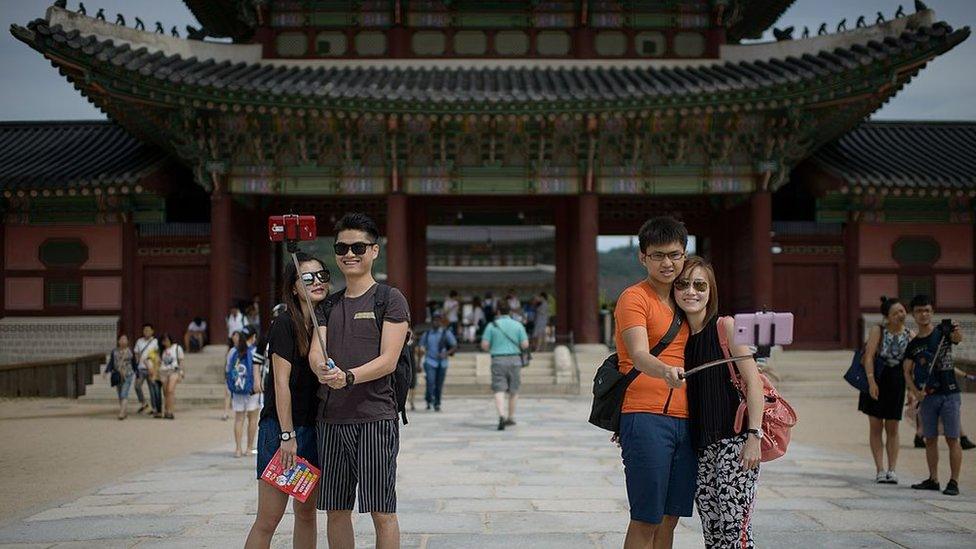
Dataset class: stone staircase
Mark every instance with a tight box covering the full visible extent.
[80,346,580,404]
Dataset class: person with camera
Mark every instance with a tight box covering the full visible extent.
[904,295,965,496]
[308,213,410,549]
[243,253,328,548]
[418,311,458,412]
[859,297,913,484]
[612,216,692,549]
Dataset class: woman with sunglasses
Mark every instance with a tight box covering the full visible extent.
[245,252,329,549]
[673,256,765,548]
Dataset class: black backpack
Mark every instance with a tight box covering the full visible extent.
[319,284,414,424]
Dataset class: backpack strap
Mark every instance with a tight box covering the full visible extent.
[623,307,685,383]
[373,283,391,334]
[317,289,346,326]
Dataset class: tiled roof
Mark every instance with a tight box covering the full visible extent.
[727,0,797,42]
[0,121,168,191]
[11,17,968,113]
[812,121,976,191]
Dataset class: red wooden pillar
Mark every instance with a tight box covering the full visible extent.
[576,194,600,343]
[385,193,410,302]
[845,215,861,347]
[0,220,5,320]
[751,191,773,310]
[210,186,233,344]
[554,198,570,336]
[121,217,137,338]
[409,197,428,324]
[253,208,274,333]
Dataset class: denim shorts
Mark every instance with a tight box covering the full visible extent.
[619,413,697,524]
[920,392,962,439]
[256,416,319,480]
[115,373,134,400]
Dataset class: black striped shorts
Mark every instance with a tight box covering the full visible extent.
[315,419,399,513]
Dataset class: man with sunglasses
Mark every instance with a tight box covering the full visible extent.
[308,213,410,549]
[613,216,693,549]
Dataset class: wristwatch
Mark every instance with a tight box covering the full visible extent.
[344,370,356,389]
[746,428,763,441]
[279,431,297,442]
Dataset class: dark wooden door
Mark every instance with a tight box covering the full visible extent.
[773,263,842,348]
[143,266,210,342]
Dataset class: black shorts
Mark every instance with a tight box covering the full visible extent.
[316,419,399,513]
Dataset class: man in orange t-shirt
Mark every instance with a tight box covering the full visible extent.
[613,216,694,549]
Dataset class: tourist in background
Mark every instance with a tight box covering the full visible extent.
[105,334,136,420]
[443,290,461,339]
[905,295,965,496]
[481,300,529,431]
[133,323,158,416]
[471,295,486,341]
[675,257,764,547]
[184,316,208,352]
[158,333,186,420]
[222,330,242,421]
[228,328,261,458]
[483,292,497,323]
[227,306,246,346]
[533,292,550,352]
[860,296,912,484]
[419,312,458,412]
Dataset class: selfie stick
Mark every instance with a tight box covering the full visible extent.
[286,239,331,368]
[918,328,951,393]
[679,312,777,379]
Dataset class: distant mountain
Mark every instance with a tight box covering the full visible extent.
[599,245,646,307]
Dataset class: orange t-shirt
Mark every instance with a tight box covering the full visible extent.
[613,280,689,418]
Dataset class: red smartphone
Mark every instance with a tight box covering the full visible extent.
[732,312,794,347]
[268,215,317,242]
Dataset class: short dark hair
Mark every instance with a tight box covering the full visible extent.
[142,323,153,329]
[910,294,933,311]
[880,296,902,317]
[334,212,380,242]
[497,300,511,315]
[638,216,688,253]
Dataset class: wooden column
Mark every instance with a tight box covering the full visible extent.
[0,220,5,320]
[121,217,137,338]
[409,197,428,324]
[751,191,773,310]
[576,194,600,343]
[845,215,861,347]
[554,198,570,336]
[253,208,274,333]
[209,186,233,344]
[385,193,410,301]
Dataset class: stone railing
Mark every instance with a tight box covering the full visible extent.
[0,353,104,398]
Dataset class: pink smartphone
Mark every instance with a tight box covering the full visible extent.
[732,312,794,347]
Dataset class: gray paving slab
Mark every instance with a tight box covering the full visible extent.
[5,396,976,547]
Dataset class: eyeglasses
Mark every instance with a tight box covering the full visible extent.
[645,251,686,262]
[300,269,330,285]
[333,241,375,256]
[674,278,709,292]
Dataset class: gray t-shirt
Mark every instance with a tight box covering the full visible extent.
[317,284,410,424]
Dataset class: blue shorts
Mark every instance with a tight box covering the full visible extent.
[619,413,697,524]
[256,416,319,480]
[920,392,962,439]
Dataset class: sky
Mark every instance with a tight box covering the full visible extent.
[1,0,973,252]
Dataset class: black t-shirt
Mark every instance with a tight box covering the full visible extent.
[686,317,742,450]
[905,327,959,395]
[261,311,321,427]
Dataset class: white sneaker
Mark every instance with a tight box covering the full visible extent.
[875,471,887,483]
[886,471,898,484]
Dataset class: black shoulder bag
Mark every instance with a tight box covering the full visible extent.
[587,309,684,433]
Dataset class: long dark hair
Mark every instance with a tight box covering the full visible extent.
[281,252,327,357]
[233,331,248,361]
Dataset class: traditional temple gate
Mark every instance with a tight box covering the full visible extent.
[7,1,969,346]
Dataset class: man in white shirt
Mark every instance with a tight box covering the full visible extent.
[226,306,245,345]
[133,323,158,415]
[443,290,461,339]
[184,316,208,352]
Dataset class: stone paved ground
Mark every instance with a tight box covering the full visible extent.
[1,397,974,548]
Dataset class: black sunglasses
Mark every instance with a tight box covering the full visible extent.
[300,269,330,285]
[333,241,375,256]
[674,278,708,292]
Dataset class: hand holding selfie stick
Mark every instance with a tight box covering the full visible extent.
[269,215,332,370]
[679,311,792,379]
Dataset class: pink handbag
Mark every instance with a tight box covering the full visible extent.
[716,317,797,462]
